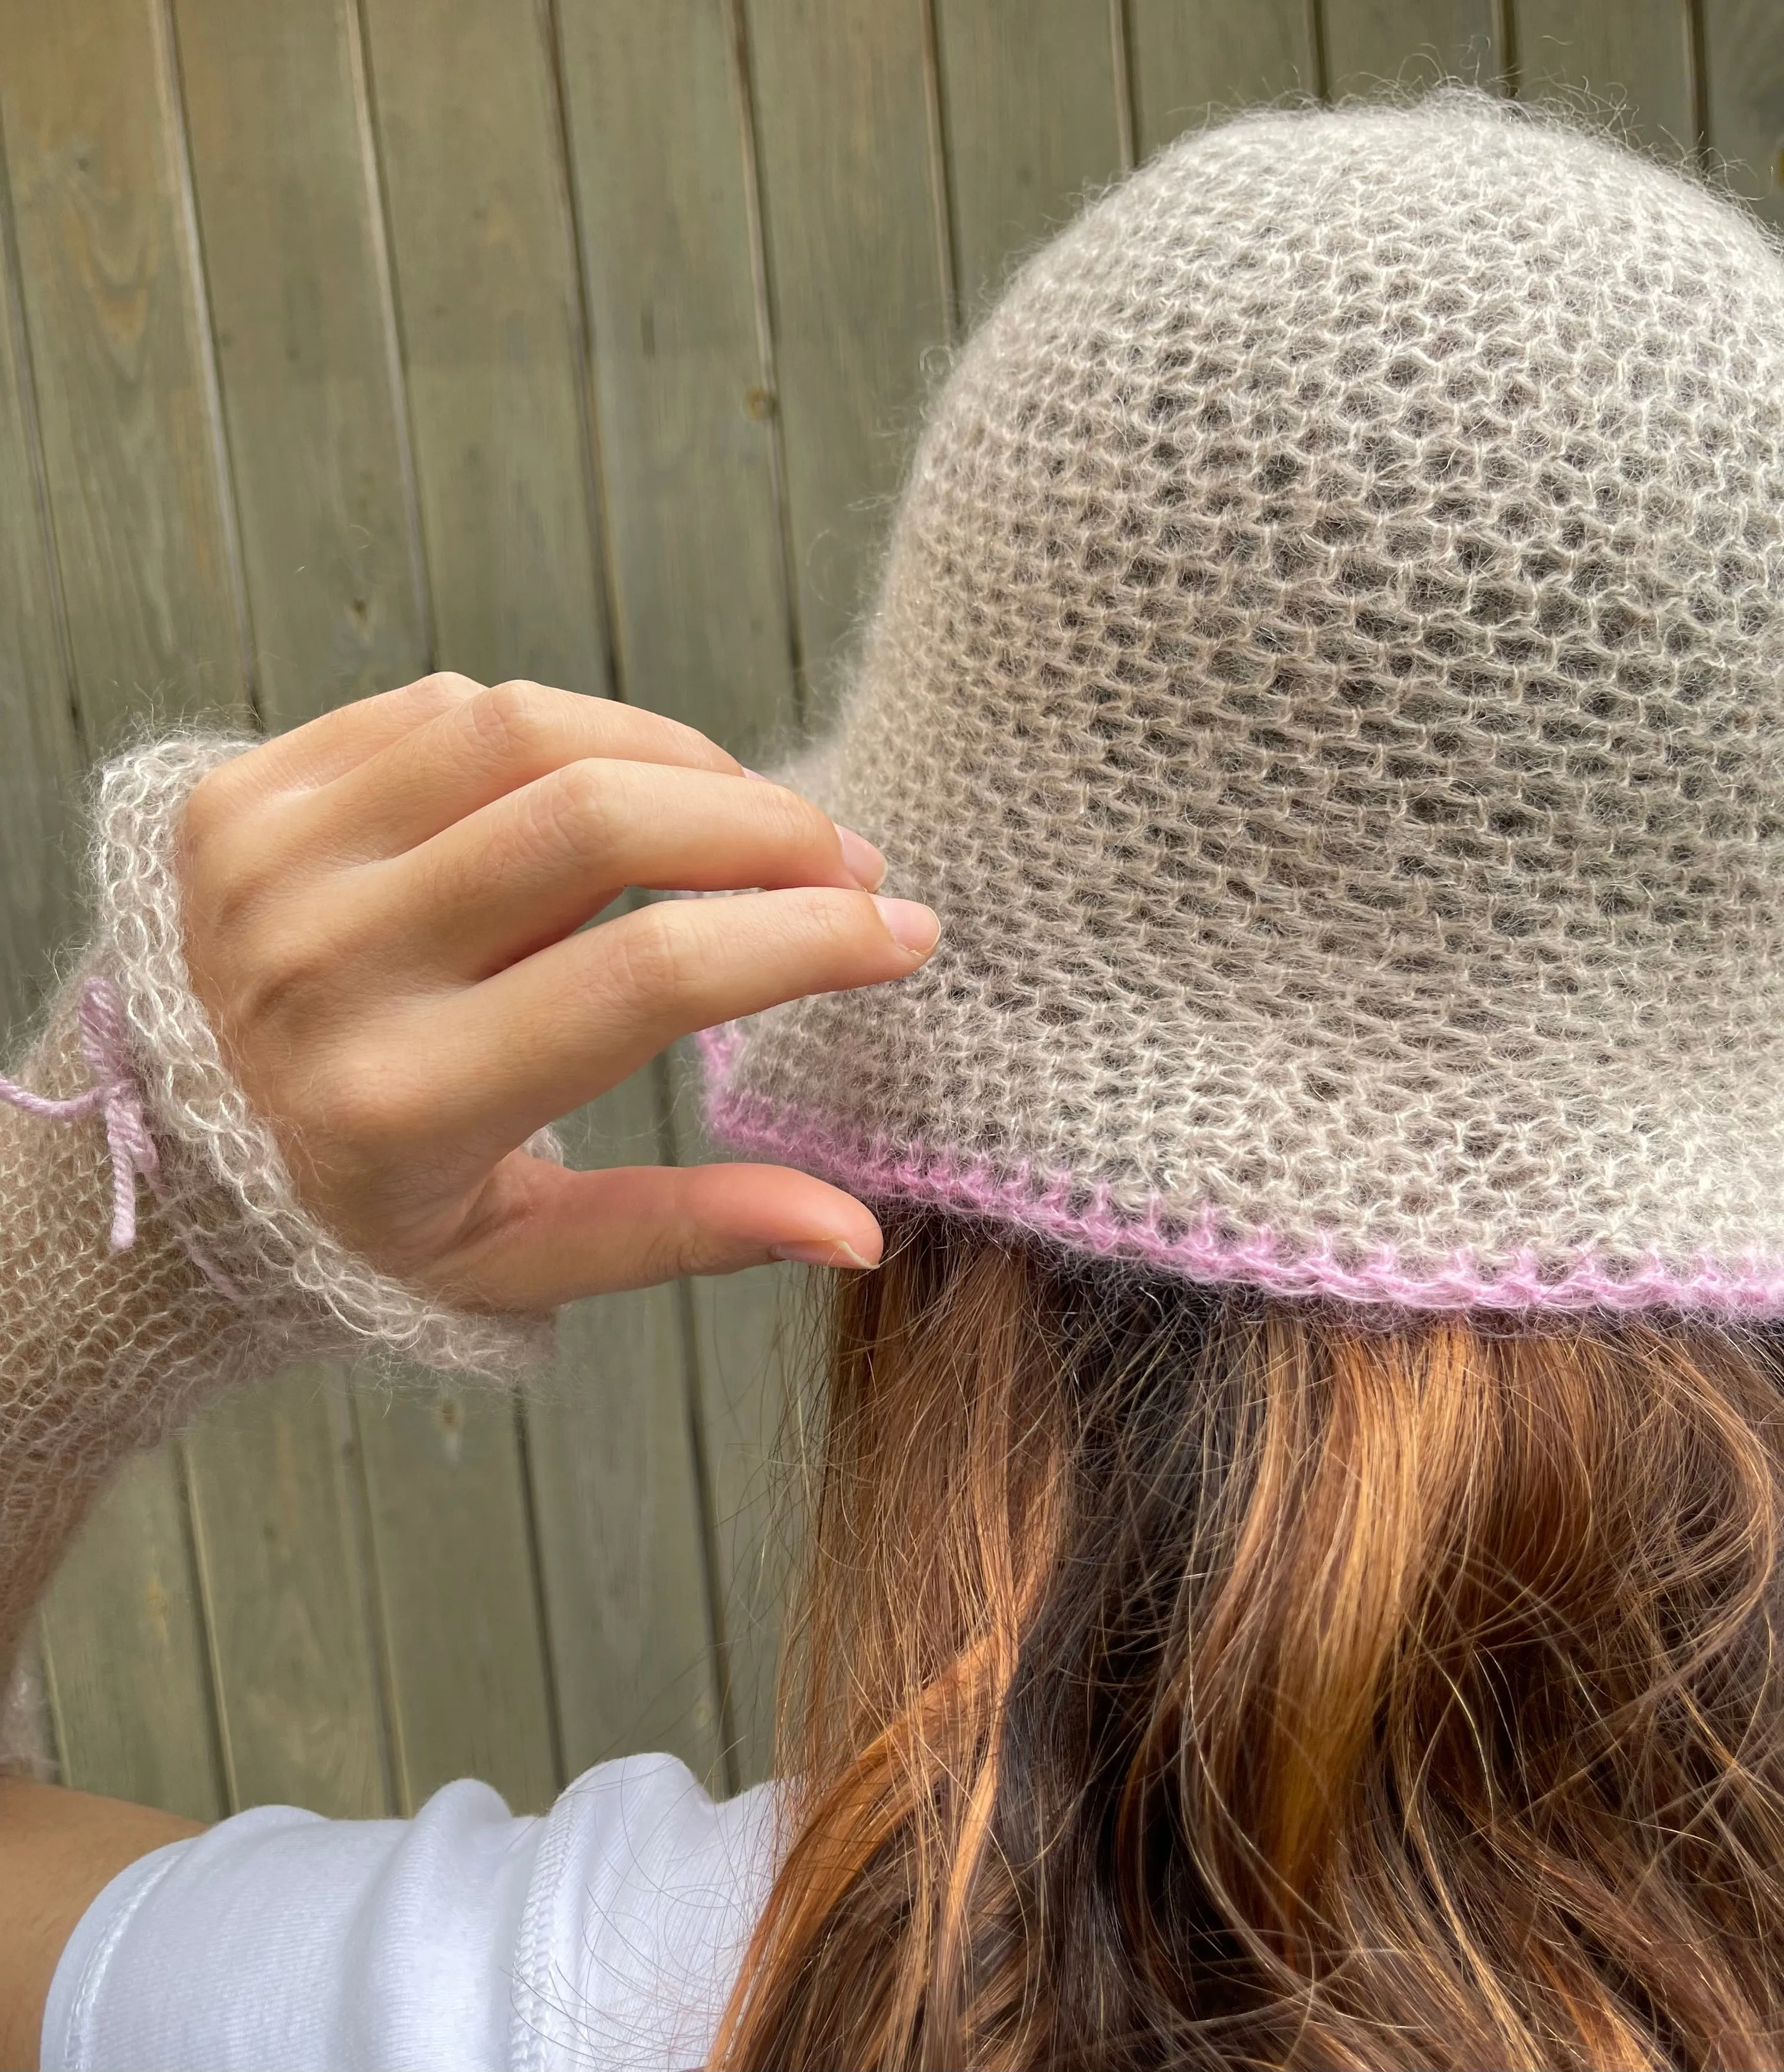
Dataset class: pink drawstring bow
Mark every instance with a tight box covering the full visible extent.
[1,974,240,1298]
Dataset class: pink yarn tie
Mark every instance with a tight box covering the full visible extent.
[1,974,240,1298]
[0,976,150,1247]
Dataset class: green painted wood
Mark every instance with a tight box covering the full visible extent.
[683,1254,804,1792]
[1703,0,1784,233]
[552,0,809,1795]
[359,0,611,695]
[525,1069,723,1788]
[558,0,795,758]
[1126,0,1319,160]
[1513,0,1695,149]
[354,1380,559,1814]
[1321,0,1501,97]
[555,0,815,1795]
[349,0,628,1820]
[0,133,82,1043]
[934,0,1125,318]
[665,1038,812,1794]
[162,0,427,1826]
[5,0,244,1828]
[170,0,428,728]
[743,0,952,704]
[674,0,956,1789]
[181,1368,391,1815]
[38,1447,227,1822]
[0,0,248,743]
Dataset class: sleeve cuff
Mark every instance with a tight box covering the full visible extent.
[88,732,559,1380]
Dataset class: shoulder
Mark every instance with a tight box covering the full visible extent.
[45,1755,781,2072]
[514,1754,781,2071]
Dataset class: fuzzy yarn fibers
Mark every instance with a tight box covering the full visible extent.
[703,92,1784,1316]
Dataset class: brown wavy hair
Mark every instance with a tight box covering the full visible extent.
[713,1210,1784,2071]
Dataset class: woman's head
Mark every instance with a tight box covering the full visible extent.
[721,1219,1784,2068]
[700,89,1784,2070]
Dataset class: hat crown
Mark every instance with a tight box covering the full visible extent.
[867,91,1784,964]
[707,94,1784,1316]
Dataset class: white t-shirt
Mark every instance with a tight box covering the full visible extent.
[42,1753,781,2071]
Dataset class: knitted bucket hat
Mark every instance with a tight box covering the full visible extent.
[701,91,1784,1317]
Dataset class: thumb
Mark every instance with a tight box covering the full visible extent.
[421,1154,884,1311]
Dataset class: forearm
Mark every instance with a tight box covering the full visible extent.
[0,961,297,1672]
[0,733,556,1684]
[0,970,278,2068]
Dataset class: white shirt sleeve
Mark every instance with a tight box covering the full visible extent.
[41,1753,781,2072]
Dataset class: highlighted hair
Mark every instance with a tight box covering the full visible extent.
[716,1211,1784,2069]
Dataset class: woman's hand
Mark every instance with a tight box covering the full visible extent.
[178,674,936,1311]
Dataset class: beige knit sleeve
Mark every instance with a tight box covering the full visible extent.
[0,734,560,1671]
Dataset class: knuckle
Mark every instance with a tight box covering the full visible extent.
[783,883,868,952]
[601,901,693,1009]
[181,764,235,847]
[645,1230,717,1285]
[756,779,835,859]
[628,1223,689,1287]
[399,671,485,720]
[527,757,618,860]
[322,1048,413,1155]
[652,711,735,773]
[182,802,288,942]
[233,909,342,1028]
[464,677,555,764]
[628,1196,732,1284]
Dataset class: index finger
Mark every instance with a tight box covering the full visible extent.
[304,678,744,861]
[218,672,490,802]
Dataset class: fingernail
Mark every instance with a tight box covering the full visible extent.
[873,895,940,957]
[770,1237,880,1269]
[838,825,887,892]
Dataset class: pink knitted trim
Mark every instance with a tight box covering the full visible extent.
[697,1026,1784,1318]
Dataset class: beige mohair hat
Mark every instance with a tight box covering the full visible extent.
[702,91,1784,1316]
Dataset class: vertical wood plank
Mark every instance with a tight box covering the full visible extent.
[1126,0,1319,160]
[525,1071,723,1788]
[934,0,1125,318]
[666,1043,811,1793]
[351,0,622,1815]
[682,1248,802,1792]
[354,1383,559,1814]
[169,0,428,728]
[181,1370,390,1815]
[1513,0,1696,146]
[555,0,811,1796]
[359,0,611,694]
[1703,0,1784,233]
[1321,1,1501,97]
[5,0,242,1827]
[0,123,82,1042]
[164,0,427,1824]
[38,1449,227,1822]
[743,0,952,702]
[557,0,795,757]
[0,0,248,743]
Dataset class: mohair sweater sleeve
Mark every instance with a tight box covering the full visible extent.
[0,735,560,1670]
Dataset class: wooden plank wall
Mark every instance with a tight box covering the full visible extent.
[2,0,1780,1819]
